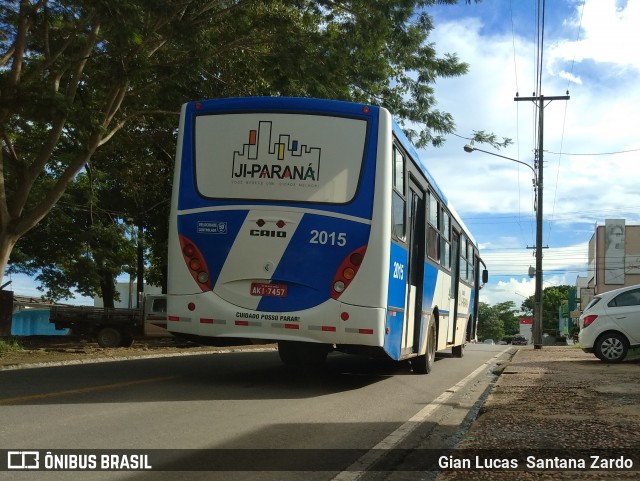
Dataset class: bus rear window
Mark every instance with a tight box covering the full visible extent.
[194,113,367,204]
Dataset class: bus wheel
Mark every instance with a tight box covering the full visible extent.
[97,327,122,348]
[412,318,436,374]
[278,341,329,367]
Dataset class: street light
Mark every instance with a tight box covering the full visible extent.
[463,144,537,184]
[464,144,544,350]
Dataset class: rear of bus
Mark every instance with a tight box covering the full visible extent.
[167,98,393,362]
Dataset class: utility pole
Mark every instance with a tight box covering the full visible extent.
[515,93,569,349]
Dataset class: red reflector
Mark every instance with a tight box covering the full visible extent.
[200,318,214,324]
[322,326,336,332]
[188,302,196,311]
[168,316,180,322]
[276,220,286,228]
[359,329,374,335]
[235,320,249,326]
[284,324,299,330]
[195,103,202,109]
[362,106,370,114]
[340,312,349,321]
[256,219,265,227]
[583,315,598,327]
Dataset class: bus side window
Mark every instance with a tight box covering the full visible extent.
[426,192,439,261]
[392,145,406,241]
[393,145,405,193]
[441,210,451,269]
[460,235,468,281]
[392,193,406,240]
[468,244,475,284]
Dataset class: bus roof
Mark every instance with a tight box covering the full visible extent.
[390,118,477,247]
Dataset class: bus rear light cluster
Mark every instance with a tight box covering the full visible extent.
[179,234,212,291]
[331,245,367,300]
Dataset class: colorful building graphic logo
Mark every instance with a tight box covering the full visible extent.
[232,121,321,182]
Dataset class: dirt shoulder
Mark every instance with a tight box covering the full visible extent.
[0,336,276,370]
[437,346,640,480]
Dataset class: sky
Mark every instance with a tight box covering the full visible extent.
[4,0,640,309]
[422,0,640,308]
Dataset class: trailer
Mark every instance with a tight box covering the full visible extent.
[49,295,167,347]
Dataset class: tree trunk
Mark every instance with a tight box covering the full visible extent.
[0,231,18,287]
[100,271,116,308]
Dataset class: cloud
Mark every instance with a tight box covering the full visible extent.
[480,276,534,308]
[422,1,640,307]
[551,0,640,72]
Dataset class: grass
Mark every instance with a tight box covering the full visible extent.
[628,346,640,357]
[0,337,23,353]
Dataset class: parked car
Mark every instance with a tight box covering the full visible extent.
[483,339,494,345]
[511,336,527,345]
[579,284,640,363]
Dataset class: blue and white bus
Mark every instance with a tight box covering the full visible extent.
[167,97,487,373]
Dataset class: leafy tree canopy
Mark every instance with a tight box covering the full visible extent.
[478,301,520,341]
[520,285,573,331]
[1,0,496,300]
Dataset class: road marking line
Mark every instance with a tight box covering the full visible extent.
[0,375,176,405]
[331,350,508,481]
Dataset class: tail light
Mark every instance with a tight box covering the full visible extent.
[179,234,212,291]
[582,314,598,328]
[331,246,367,299]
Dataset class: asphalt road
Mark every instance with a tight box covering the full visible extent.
[0,343,510,481]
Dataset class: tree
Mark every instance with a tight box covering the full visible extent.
[521,285,573,331]
[493,301,520,335]
[478,302,505,342]
[2,1,497,299]
[7,173,137,304]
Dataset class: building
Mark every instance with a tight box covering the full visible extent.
[580,219,640,309]
[519,317,533,343]
[93,282,162,309]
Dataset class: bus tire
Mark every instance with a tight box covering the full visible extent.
[412,317,436,374]
[97,327,122,348]
[278,341,329,367]
[278,341,298,366]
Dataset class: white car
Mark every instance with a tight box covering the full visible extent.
[579,284,640,363]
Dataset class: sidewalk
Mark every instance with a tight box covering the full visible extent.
[436,346,640,480]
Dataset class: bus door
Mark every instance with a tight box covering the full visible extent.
[402,180,426,355]
[448,230,460,344]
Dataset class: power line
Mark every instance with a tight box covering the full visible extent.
[545,148,640,156]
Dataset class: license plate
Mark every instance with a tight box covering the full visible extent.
[250,283,288,297]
